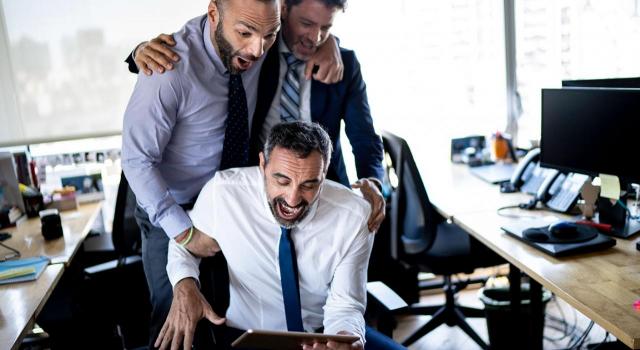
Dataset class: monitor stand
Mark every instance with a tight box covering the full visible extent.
[596,198,640,238]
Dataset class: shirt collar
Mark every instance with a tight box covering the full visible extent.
[202,16,228,74]
[278,32,292,56]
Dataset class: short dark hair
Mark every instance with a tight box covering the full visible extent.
[263,121,333,169]
[284,0,346,10]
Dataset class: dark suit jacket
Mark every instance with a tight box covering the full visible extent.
[126,39,384,186]
[250,39,384,186]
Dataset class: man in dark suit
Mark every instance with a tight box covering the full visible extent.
[128,0,386,232]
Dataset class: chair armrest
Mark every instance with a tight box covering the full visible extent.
[84,255,142,275]
[367,281,408,313]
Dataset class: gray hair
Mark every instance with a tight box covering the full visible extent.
[263,121,332,170]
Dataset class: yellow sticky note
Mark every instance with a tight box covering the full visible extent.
[599,174,621,200]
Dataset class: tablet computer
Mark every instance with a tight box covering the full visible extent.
[231,329,359,349]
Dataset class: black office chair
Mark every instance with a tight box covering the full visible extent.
[85,172,143,272]
[83,172,149,348]
[381,131,504,349]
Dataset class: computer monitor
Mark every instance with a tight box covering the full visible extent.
[540,88,640,185]
[562,77,640,88]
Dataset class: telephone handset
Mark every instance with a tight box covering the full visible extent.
[535,172,589,213]
[500,148,557,194]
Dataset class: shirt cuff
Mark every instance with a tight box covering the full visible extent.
[166,240,201,288]
[324,319,365,345]
[158,205,192,239]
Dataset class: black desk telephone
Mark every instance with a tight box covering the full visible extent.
[500,148,588,212]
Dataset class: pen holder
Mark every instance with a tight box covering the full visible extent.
[596,198,626,229]
[39,209,63,240]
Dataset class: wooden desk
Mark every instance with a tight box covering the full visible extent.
[454,210,640,349]
[1,202,102,265]
[0,264,64,350]
[424,162,640,348]
[0,202,102,350]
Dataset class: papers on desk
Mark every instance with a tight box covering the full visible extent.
[0,256,49,284]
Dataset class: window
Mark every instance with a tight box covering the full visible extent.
[333,0,507,172]
[515,0,640,147]
[0,0,205,146]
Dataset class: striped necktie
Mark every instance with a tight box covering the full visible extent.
[280,53,303,122]
[279,226,304,331]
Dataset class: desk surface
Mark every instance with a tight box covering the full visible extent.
[422,162,532,218]
[0,264,64,350]
[426,163,640,348]
[1,202,102,266]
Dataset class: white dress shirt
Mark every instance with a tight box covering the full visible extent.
[260,35,312,144]
[167,166,373,343]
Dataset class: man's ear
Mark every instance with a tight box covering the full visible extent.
[259,152,266,172]
[208,0,221,28]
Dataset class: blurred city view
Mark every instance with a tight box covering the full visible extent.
[1,0,640,150]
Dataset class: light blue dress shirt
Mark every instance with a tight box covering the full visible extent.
[122,15,265,238]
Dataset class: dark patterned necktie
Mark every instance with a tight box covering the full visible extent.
[199,73,249,326]
[279,226,304,331]
[220,73,249,170]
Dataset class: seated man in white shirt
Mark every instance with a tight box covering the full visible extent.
[157,121,400,350]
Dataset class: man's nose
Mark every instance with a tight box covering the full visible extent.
[248,37,265,58]
[284,189,302,207]
[311,28,322,45]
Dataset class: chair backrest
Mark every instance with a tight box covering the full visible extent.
[382,131,443,260]
[112,172,141,258]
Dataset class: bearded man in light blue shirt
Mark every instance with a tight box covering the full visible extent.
[122,0,281,346]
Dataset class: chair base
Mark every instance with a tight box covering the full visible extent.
[401,276,489,349]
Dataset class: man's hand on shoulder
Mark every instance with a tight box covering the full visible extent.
[155,278,225,350]
[175,227,221,257]
[135,33,180,76]
[352,177,385,233]
[304,34,344,84]
[302,331,364,350]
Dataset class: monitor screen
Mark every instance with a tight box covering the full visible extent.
[562,77,640,88]
[541,88,640,183]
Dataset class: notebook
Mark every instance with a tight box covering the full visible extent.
[0,256,50,284]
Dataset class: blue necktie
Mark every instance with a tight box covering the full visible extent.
[280,53,303,122]
[220,73,249,170]
[279,226,304,332]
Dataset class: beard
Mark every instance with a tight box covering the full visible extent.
[215,19,256,74]
[267,196,312,229]
[264,179,317,229]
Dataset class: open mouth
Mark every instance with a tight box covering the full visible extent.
[276,200,304,221]
[296,41,316,56]
[235,56,254,71]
